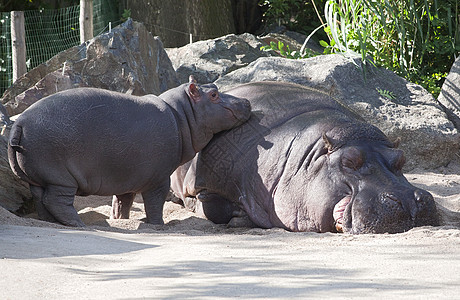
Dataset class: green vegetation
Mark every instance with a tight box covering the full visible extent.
[260,40,316,58]
[260,0,459,98]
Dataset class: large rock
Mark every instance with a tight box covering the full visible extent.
[438,56,460,129]
[0,137,32,213]
[0,103,10,128]
[166,32,321,85]
[1,19,180,116]
[215,55,460,170]
[166,33,277,84]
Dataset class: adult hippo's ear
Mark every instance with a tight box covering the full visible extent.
[392,137,401,148]
[322,133,333,152]
[322,133,340,153]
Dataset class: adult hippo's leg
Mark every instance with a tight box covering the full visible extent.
[42,185,84,227]
[196,192,236,224]
[111,193,136,219]
[196,191,255,227]
[142,179,170,225]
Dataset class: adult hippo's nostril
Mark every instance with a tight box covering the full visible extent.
[382,192,417,220]
[384,193,401,204]
[414,189,434,203]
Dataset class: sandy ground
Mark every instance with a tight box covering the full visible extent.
[0,163,459,299]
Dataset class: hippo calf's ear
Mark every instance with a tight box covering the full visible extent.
[189,75,197,83]
[187,83,201,103]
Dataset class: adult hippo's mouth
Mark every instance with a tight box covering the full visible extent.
[332,188,439,234]
[333,195,352,233]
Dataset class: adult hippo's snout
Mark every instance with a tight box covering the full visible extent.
[336,184,439,234]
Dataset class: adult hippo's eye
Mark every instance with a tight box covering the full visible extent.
[341,147,364,171]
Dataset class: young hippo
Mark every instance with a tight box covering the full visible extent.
[8,77,251,226]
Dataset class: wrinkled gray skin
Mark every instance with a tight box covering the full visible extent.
[171,81,439,234]
[8,79,251,227]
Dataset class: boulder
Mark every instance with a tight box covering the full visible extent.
[438,56,460,129]
[166,33,277,84]
[215,55,460,170]
[1,19,180,116]
[0,137,33,214]
[0,103,11,129]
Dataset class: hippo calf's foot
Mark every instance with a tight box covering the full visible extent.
[36,185,85,227]
[142,181,170,225]
[30,185,58,223]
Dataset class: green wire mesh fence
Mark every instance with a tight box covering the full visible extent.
[0,0,120,96]
[0,12,12,95]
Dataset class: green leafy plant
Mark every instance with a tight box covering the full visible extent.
[261,40,316,59]
[121,9,131,22]
[376,88,396,100]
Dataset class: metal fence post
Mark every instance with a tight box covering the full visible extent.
[11,11,26,82]
[80,0,93,43]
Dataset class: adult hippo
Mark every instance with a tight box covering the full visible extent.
[171,81,439,234]
[8,78,251,227]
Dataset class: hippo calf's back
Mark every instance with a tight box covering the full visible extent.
[11,88,180,195]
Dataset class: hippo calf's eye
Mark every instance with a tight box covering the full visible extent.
[209,91,220,103]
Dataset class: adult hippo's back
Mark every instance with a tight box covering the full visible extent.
[171,81,439,234]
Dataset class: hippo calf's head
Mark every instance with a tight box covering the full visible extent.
[186,76,251,131]
[316,133,439,234]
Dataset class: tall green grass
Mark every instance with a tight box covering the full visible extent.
[316,0,459,96]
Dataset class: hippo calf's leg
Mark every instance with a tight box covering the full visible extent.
[30,185,57,223]
[111,193,136,219]
[42,185,85,227]
[142,180,170,225]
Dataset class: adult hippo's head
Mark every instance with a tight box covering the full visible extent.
[307,127,439,234]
